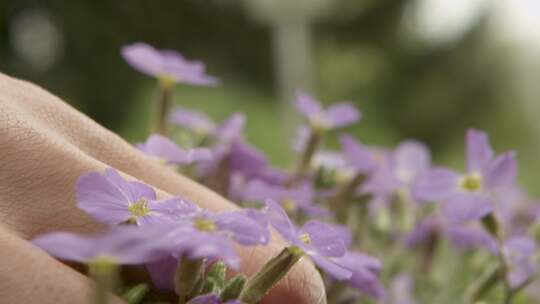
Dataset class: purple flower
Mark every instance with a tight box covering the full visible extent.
[296,90,360,130]
[121,42,218,86]
[242,179,331,217]
[188,294,241,304]
[32,226,171,264]
[263,200,384,298]
[76,168,191,226]
[340,135,377,174]
[170,106,217,135]
[503,236,537,288]
[412,129,517,223]
[146,206,270,289]
[393,141,431,187]
[387,274,416,304]
[405,217,497,253]
[137,134,212,165]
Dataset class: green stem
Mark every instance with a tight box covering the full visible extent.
[88,258,119,304]
[121,284,149,304]
[239,247,303,304]
[175,258,205,304]
[329,172,366,222]
[465,262,501,303]
[154,78,174,135]
[291,129,323,184]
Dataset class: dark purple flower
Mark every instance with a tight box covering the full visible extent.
[296,90,360,130]
[503,236,537,288]
[412,129,517,223]
[188,294,241,304]
[263,200,384,298]
[32,226,171,264]
[137,134,212,165]
[76,168,191,226]
[170,106,217,135]
[122,42,218,86]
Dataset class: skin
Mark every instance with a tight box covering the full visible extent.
[0,72,326,304]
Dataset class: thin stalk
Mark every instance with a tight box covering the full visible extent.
[88,259,119,304]
[291,129,322,184]
[154,78,174,135]
[329,172,365,222]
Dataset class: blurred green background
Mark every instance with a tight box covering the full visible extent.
[1,0,540,193]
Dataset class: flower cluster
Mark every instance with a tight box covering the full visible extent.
[32,42,540,304]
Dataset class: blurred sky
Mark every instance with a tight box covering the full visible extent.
[1,0,540,193]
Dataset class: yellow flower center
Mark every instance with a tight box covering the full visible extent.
[158,74,176,89]
[194,218,217,232]
[282,199,297,213]
[459,173,483,192]
[299,233,312,245]
[128,199,151,218]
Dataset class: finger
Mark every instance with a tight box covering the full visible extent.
[0,224,125,304]
[0,72,326,304]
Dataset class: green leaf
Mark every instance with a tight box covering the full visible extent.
[221,275,247,302]
[121,284,149,304]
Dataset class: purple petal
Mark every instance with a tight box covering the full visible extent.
[214,211,270,245]
[76,171,133,225]
[137,134,212,165]
[446,225,498,253]
[333,252,385,299]
[216,113,245,144]
[310,254,352,281]
[169,106,216,133]
[32,226,171,264]
[188,294,220,304]
[228,141,267,178]
[504,236,537,288]
[121,43,163,77]
[466,129,494,172]
[104,168,156,202]
[295,90,323,118]
[411,168,460,203]
[405,218,440,248]
[441,193,493,223]
[146,255,177,291]
[483,151,517,189]
[325,102,361,128]
[340,135,376,173]
[393,141,431,184]
[299,221,347,257]
[263,200,298,243]
[167,227,239,269]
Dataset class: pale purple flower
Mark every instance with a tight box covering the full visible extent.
[412,129,517,223]
[340,135,377,174]
[387,274,416,304]
[393,141,431,187]
[170,106,217,135]
[121,42,218,86]
[76,168,191,226]
[503,236,537,288]
[296,90,360,130]
[263,200,384,298]
[137,134,212,165]
[242,179,331,217]
[32,226,171,264]
[188,294,241,304]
